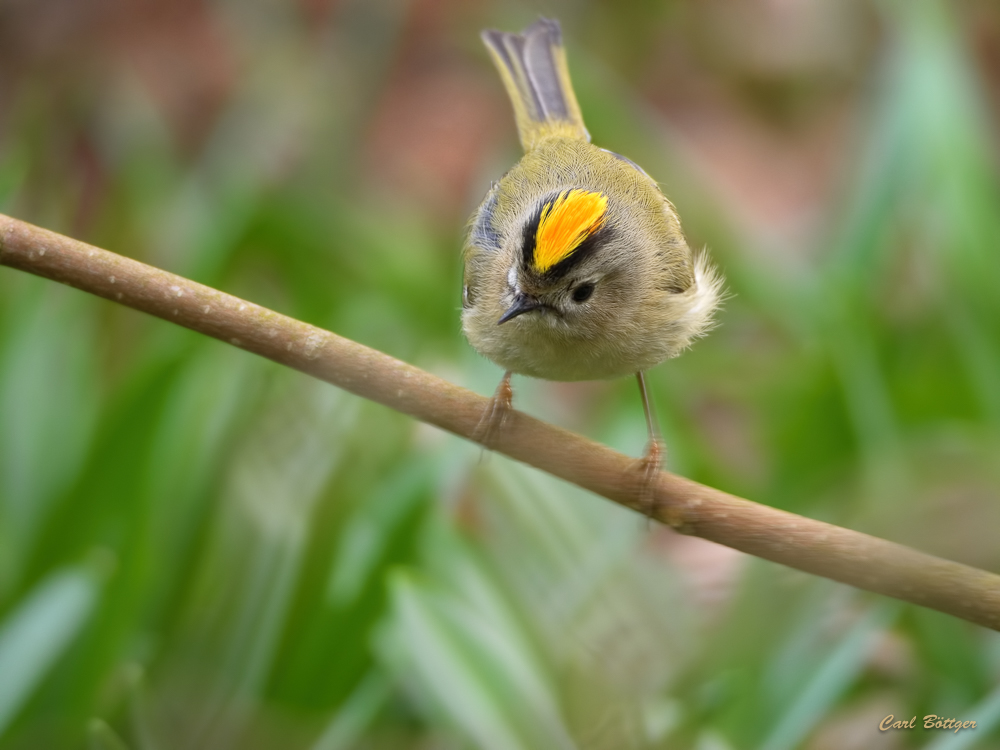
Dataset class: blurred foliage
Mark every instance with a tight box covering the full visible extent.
[1,0,1000,748]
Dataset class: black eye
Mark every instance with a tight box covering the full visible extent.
[572,283,594,303]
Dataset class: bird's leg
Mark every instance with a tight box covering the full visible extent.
[634,371,664,518]
[473,370,514,452]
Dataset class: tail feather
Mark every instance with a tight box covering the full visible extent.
[481,19,589,151]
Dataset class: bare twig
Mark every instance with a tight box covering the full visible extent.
[2,213,999,631]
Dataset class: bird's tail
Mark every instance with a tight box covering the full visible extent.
[481,18,589,152]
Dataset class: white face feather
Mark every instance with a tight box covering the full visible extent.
[506,265,518,292]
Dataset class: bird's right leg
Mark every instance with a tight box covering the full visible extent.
[473,370,513,452]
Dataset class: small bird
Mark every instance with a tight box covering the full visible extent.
[462,18,722,502]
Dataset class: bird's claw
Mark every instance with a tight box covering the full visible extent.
[473,372,513,458]
[633,438,664,520]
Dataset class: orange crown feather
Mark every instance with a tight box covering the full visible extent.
[532,189,608,273]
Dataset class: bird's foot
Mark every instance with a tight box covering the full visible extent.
[632,438,664,521]
[473,372,513,457]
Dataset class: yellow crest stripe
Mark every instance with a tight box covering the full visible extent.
[533,189,608,273]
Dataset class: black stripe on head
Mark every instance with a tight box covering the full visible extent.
[520,196,546,269]
[519,190,613,280]
[544,223,613,280]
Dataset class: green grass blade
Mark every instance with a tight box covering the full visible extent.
[0,567,99,736]
[759,603,898,750]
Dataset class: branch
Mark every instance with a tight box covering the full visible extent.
[2,213,999,632]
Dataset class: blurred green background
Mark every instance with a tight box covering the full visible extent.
[2,0,1000,748]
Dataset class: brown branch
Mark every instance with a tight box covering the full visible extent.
[2,212,999,632]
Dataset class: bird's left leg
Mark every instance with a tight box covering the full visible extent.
[473,370,514,453]
[634,371,664,518]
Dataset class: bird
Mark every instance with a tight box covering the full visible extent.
[461,18,723,507]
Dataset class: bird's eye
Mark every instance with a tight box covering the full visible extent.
[572,283,595,303]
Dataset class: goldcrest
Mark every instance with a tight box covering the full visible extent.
[462,19,723,484]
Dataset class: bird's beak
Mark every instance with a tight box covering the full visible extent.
[497,293,545,324]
